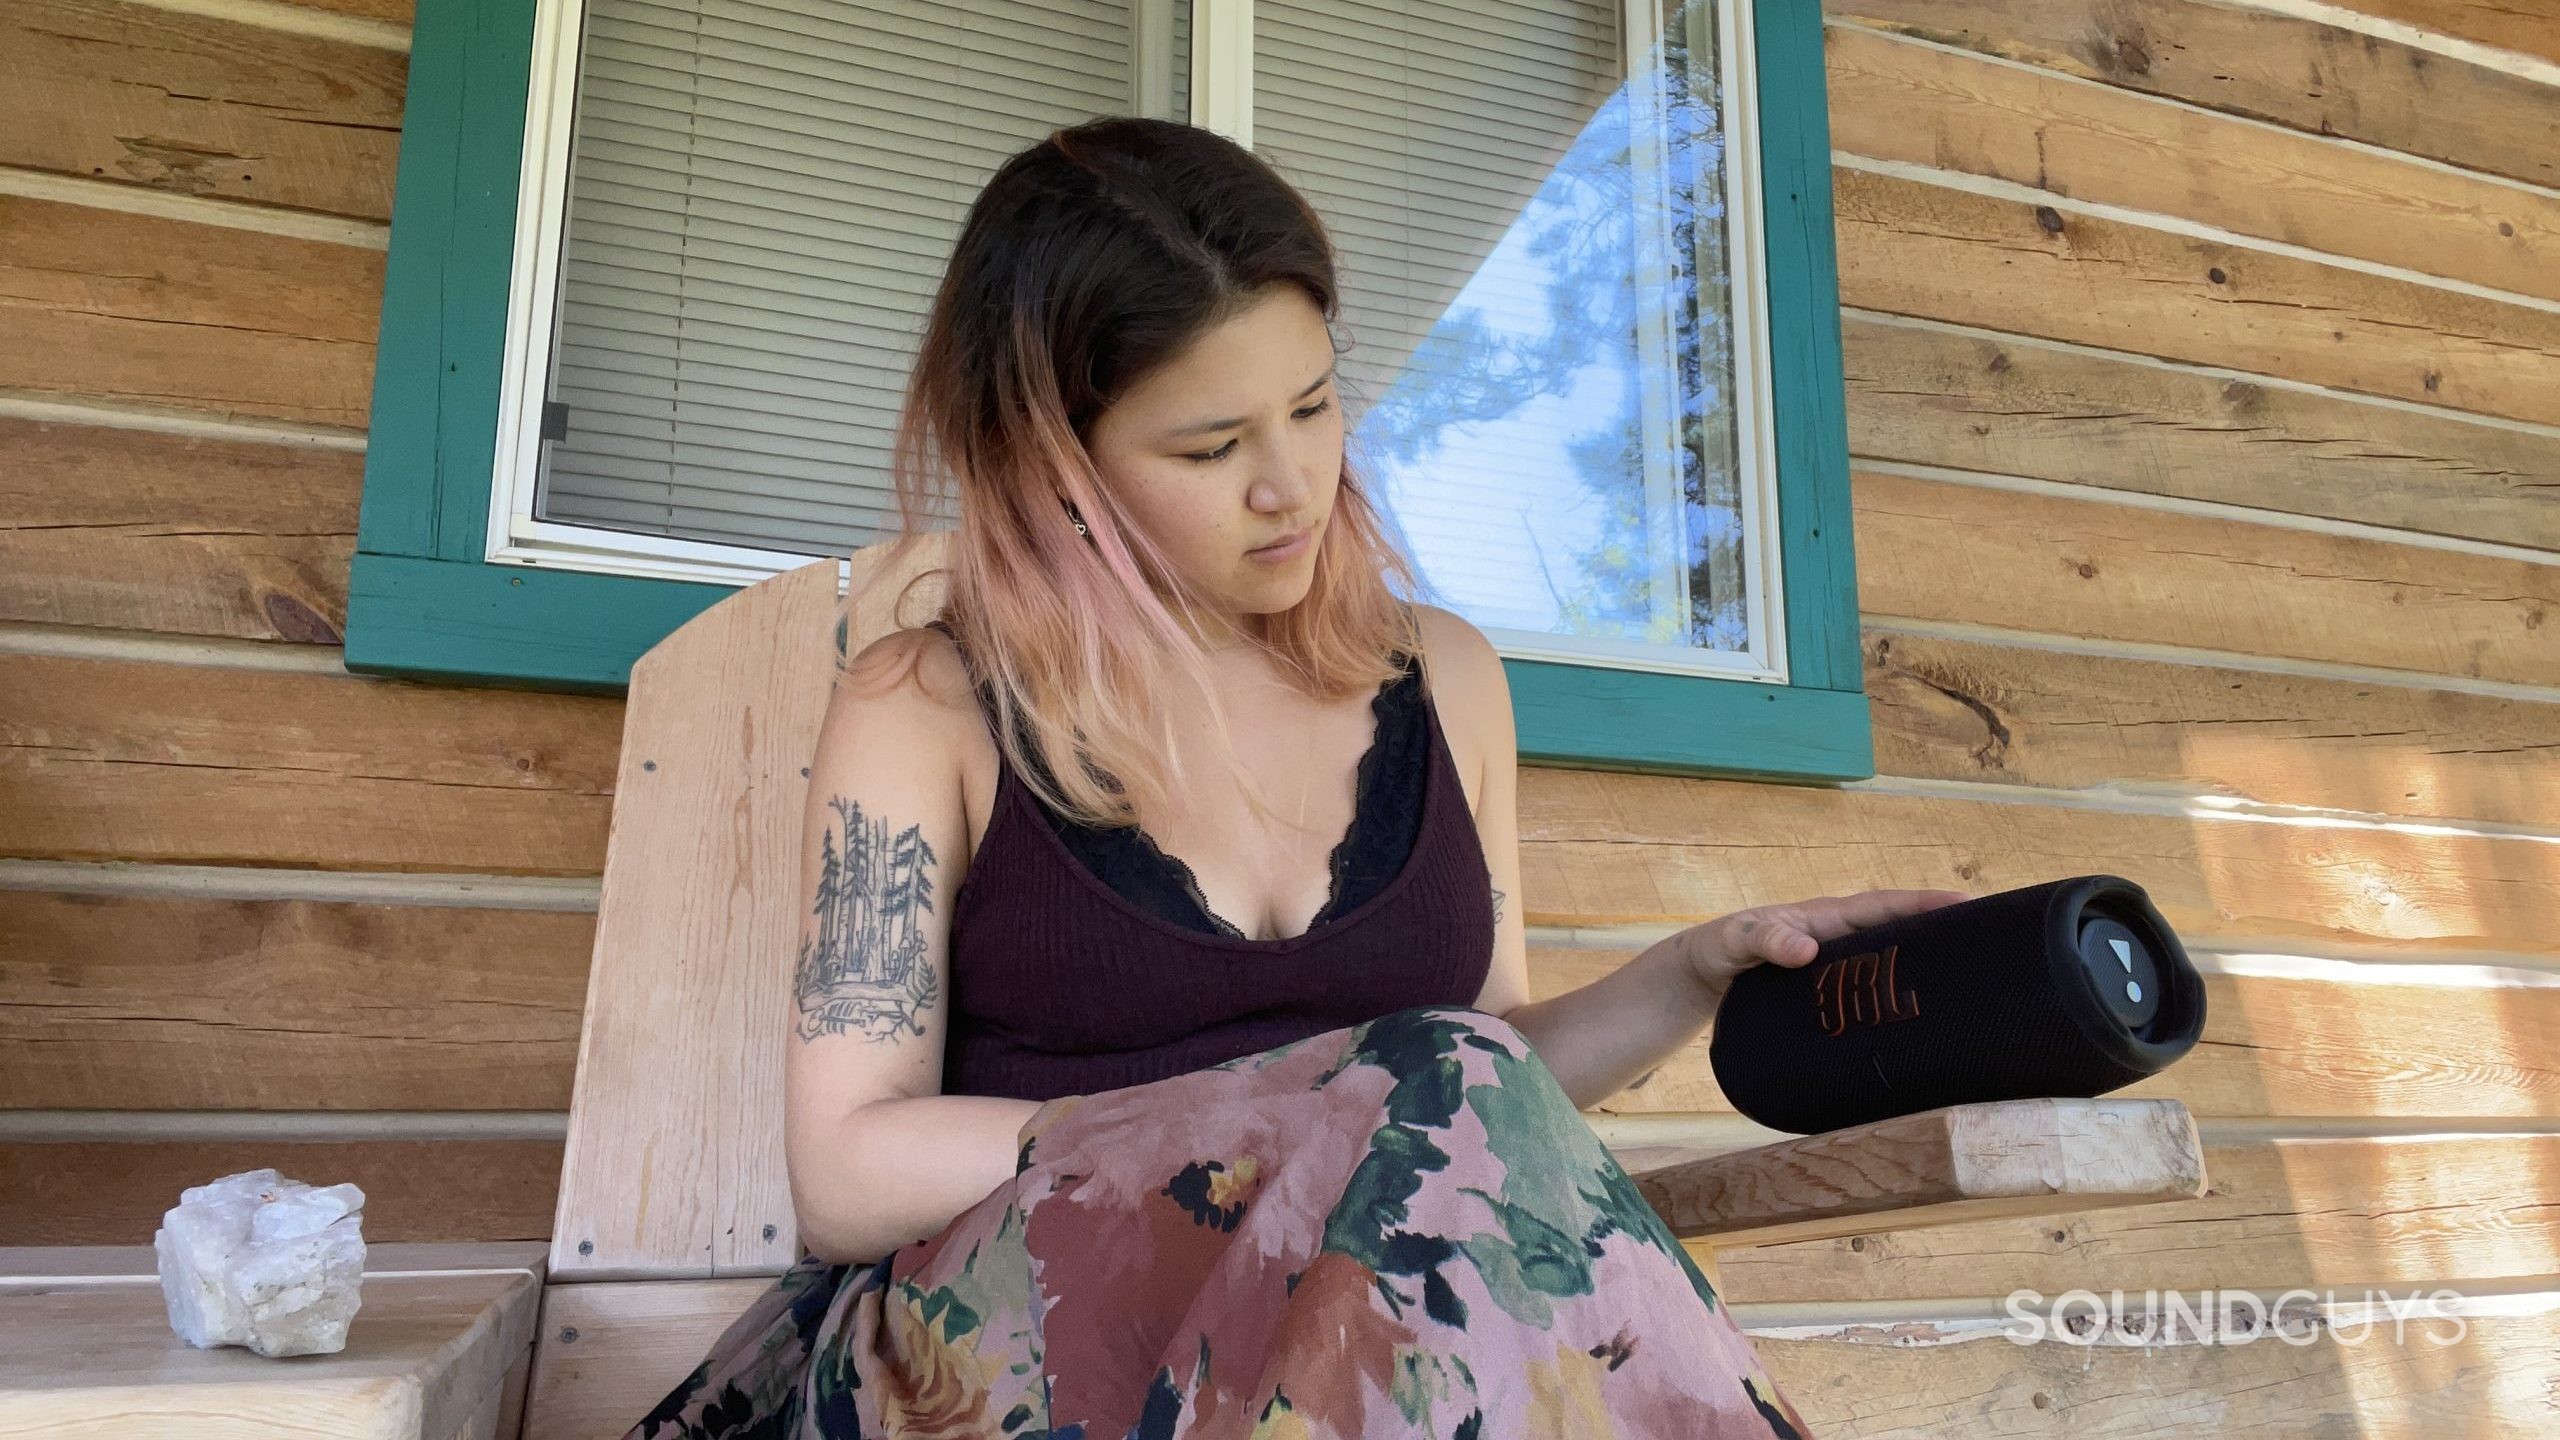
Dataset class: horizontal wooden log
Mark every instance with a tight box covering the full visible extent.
[2334,0,2560,65]
[1830,0,2560,189]
[0,1138,561,1244]
[1863,627,2560,830]
[20,894,2551,1120]
[1835,166,2560,429]
[0,654,621,874]
[1854,469,2560,689]
[0,196,380,427]
[1842,318,2560,552]
[1828,23,2560,302]
[0,0,405,220]
[1712,1132,2560,1302]
[1515,766,2560,959]
[1537,943,2560,1122]
[0,416,360,641]
[0,892,590,1110]
[276,0,414,25]
[1639,1098,2207,1246]
[1760,1303,2560,1438]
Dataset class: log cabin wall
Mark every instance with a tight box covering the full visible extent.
[3,0,2556,1431]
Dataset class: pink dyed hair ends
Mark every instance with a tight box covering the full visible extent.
[865,116,1426,831]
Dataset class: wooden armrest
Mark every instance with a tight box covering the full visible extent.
[1628,1098,2207,1248]
[0,1242,547,1440]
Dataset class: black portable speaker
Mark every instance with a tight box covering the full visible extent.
[1705,874,2206,1134]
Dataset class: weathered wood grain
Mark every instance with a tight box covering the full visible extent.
[0,0,406,220]
[1829,0,2560,189]
[1714,1132,2560,1301]
[1515,766,2560,958]
[19,897,2549,1120]
[0,196,380,427]
[0,1265,539,1440]
[1828,24,2560,303]
[1835,167,2560,429]
[0,1139,561,1244]
[0,654,622,875]
[275,0,416,25]
[1760,1304,2560,1438]
[1854,469,2560,688]
[0,892,590,1111]
[1842,318,2560,552]
[1536,945,2560,1120]
[2313,0,2560,66]
[1863,627,2560,828]
[0,417,360,641]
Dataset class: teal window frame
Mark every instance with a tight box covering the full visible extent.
[350,0,1870,783]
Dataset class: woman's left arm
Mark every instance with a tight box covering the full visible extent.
[1432,608,1967,1110]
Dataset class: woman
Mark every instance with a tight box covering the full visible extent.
[632,115,1963,1439]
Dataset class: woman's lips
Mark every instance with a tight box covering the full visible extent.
[1249,525,1312,561]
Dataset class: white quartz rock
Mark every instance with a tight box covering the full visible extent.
[155,1168,368,1358]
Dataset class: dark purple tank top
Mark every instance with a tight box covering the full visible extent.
[932,623,1497,1101]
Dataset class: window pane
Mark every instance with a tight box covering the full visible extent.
[537,0,1192,555]
[1258,0,1757,658]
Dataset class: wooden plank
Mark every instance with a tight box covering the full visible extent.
[20,902,2551,1126]
[0,0,405,221]
[1758,1305,2560,1438]
[1514,766,2560,959]
[0,1266,537,1440]
[1834,166,2560,429]
[0,417,360,641]
[513,1270,2560,1439]
[1828,23,2560,303]
[521,1278,776,1440]
[0,1241,546,1283]
[1538,945,2560,1121]
[0,196,379,428]
[550,561,842,1282]
[2306,0,2560,66]
[276,0,415,26]
[1830,0,2560,189]
[1852,469,2560,689]
[0,654,621,875]
[1842,318,2560,552]
[1862,627,2560,830]
[0,893,590,1111]
[0,1139,561,1245]
[1713,1133,2560,1302]
[1638,1098,2206,1246]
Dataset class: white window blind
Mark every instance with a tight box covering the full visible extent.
[535,0,1164,556]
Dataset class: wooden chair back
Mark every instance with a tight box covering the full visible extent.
[547,537,951,1282]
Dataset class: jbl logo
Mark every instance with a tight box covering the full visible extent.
[1814,944,1921,1036]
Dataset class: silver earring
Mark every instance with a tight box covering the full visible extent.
[1067,502,1090,537]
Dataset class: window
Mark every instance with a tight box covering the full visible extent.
[352,0,1865,780]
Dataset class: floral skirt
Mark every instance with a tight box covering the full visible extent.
[628,1007,1812,1439]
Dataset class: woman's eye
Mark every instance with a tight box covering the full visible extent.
[1181,402,1328,463]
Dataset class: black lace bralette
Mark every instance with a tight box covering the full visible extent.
[928,621,1431,941]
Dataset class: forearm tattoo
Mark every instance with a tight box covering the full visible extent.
[793,795,940,1043]
[1491,886,1506,928]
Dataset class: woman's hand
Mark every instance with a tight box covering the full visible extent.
[1681,889,1973,995]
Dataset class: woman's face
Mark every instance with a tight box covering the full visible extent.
[1084,285,1345,644]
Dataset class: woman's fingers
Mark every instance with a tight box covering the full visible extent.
[1794,889,1973,942]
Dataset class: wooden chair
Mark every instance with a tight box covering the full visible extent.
[516,540,2208,1439]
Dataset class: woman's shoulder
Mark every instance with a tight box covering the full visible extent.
[829,622,1001,776]
[1405,604,1511,801]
